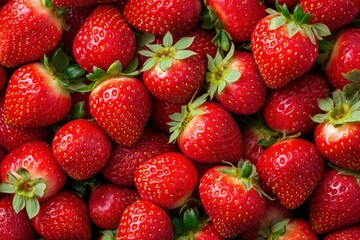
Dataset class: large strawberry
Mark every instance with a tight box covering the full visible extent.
[0,0,65,68]
[73,4,136,72]
[267,218,318,240]
[123,0,202,36]
[324,224,360,240]
[251,3,330,89]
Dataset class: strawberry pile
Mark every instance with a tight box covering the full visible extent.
[0,0,360,239]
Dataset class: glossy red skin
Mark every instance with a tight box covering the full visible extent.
[117,199,173,240]
[89,183,140,229]
[178,101,243,164]
[0,65,7,92]
[194,222,225,240]
[53,0,118,7]
[241,125,269,166]
[0,141,67,202]
[215,51,267,115]
[278,218,318,240]
[52,119,112,181]
[263,73,331,135]
[251,14,318,89]
[309,168,360,234]
[134,152,199,209]
[323,224,360,240]
[199,166,266,238]
[151,98,182,132]
[0,0,63,67]
[89,77,152,147]
[101,127,178,186]
[0,196,36,240]
[3,62,72,128]
[299,0,360,32]
[123,0,202,36]
[314,122,360,170]
[257,138,325,209]
[32,190,92,240]
[73,4,136,72]
[207,0,267,42]
[186,27,217,63]
[325,28,360,90]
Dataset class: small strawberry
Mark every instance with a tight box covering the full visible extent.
[257,138,325,209]
[73,4,136,72]
[267,218,318,240]
[53,0,118,8]
[323,224,360,240]
[32,190,92,240]
[251,2,330,89]
[117,199,173,240]
[123,0,202,36]
[0,65,7,92]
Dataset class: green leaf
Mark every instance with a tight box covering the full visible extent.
[218,80,227,94]
[25,197,40,219]
[16,168,30,181]
[287,21,301,38]
[333,90,346,108]
[183,209,199,231]
[318,97,334,112]
[310,23,331,39]
[219,30,231,51]
[207,54,215,70]
[124,58,139,74]
[224,70,241,83]
[146,44,163,53]
[63,64,85,79]
[169,128,180,143]
[77,82,97,93]
[173,36,195,50]
[138,50,154,57]
[34,182,47,198]
[266,8,280,15]
[191,94,209,109]
[300,13,312,24]
[107,61,122,75]
[13,194,26,214]
[87,67,107,81]
[174,50,196,60]
[52,48,69,73]
[163,32,173,47]
[292,4,304,22]
[348,111,360,122]
[0,182,15,193]
[302,25,316,44]
[311,113,328,123]
[6,172,19,185]
[159,59,173,72]
[269,16,287,30]
[138,32,156,47]
[141,58,157,72]
[222,43,235,64]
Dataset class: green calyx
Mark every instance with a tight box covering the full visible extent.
[139,32,197,72]
[268,218,290,240]
[0,168,46,219]
[343,69,360,97]
[206,43,241,99]
[267,0,330,44]
[99,229,118,240]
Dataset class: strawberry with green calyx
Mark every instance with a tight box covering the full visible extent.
[312,88,360,170]
[139,32,206,105]
[168,93,243,164]
[251,1,331,89]
[206,43,267,115]
[267,218,318,240]
[324,224,360,240]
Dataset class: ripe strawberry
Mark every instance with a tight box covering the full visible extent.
[88,183,140,229]
[267,218,317,240]
[257,138,325,209]
[123,0,202,36]
[117,199,173,240]
[199,161,267,238]
[0,65,7,92]
[151,98,182,132]
[299,0,360,32]
[53,0,118,8]
[309,166,360,234]
[263,73,331,135]
[32,190,92,240]
[0,0,65,68]
[251,3,330,89]
[101,127,177,186]
[186,27,218,63]
[169,94,243,164]
[323,224,360,240]
[73,4,136,72]
[206,44,267,115]
[0,141,67,219]
[134,152,199,209]
[0,196,37,240]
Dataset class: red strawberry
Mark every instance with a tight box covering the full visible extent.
[73,4,136,72]
[267,218,318,240]
[193,222,224,240]
[257,138,325,209]
[151,98,182,132]
[101,127,177,186]
[88,183,140,229]
[53,0,118,8]
[251,3,330,89]
[52,119,112,181]
[123,0,202,36]
[134,152,199,209]
[199,161,267,238]
[117,199,173,240]
[0,65,7,92]
[0,196,37,240]
[169,94,244,164]
[0,141,67,219]
[309,166,360,234]
[262,73,331,135]
[32,190,92,240]
[186,27,218,63]
[0,0,65,67]
[324,224,360,240]
[206,44,267,115]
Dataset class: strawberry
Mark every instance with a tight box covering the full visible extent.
[299,0,360,32]
[206,44,267,115]
[257,138,325,209]
[52,119,112,181]
[186,27,218,63]
[88,183,140,229]
[134,152,199,209]
[0,195,37,240]
[309,166,360,234]
[123,0,202,36]
[262,73,331,135]
[32,190,92,240]
[267,218,318,240]
[0,141,67,219]
[73,4,136,72]
[151,98,182,132]
[169,94,244,164]
[117,199,173,240]
[199,161,267,238]
[323,224,360,240]
[251,3,330,89]
[139,32,206,104]
[0,0,65,68]
[53,0,118,8]
[0,65,7,92]
[101,127,177,186]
